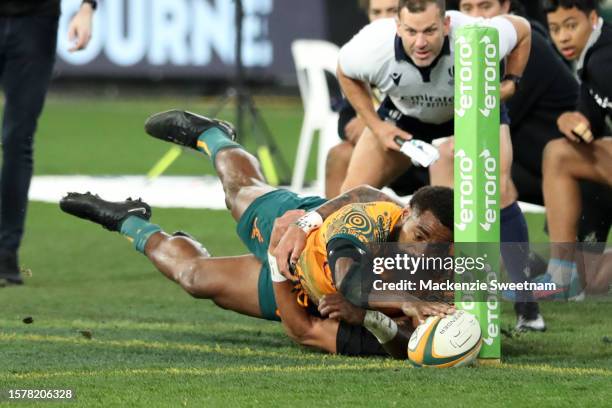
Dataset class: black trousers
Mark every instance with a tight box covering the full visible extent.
[0,15,58,255]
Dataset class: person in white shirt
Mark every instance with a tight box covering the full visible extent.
[337,0,538,329]
[325,0,400,198]
[337,0,530,195]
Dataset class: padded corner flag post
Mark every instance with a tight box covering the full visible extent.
[454,25,501,361]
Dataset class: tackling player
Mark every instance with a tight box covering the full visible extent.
[60,110,455,358]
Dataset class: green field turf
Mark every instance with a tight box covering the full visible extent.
[1,97,611,407]
[33,96,313,181]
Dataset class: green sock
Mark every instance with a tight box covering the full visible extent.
[119,216,162,254]
[196,127,241,163]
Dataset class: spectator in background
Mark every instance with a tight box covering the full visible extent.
[337,0,544,331]
[325,0,400,198]
[0,0,97,287]
[536,0,612,297]
[449,0,580,329]
[451,0,579,206]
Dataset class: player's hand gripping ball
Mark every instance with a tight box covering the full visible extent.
[408,310,482,368]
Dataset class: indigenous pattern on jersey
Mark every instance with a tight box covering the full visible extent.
[338,11,517,124]
[295,202,404,305]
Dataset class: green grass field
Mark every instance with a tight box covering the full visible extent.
[1,97,611,407]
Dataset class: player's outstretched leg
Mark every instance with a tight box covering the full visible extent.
[59,192,263,317]
[144,110,274,221]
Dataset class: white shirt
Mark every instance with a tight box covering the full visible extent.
[338,11,518,124]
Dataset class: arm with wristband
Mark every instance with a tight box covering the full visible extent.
[269,185,403,280]
[317,292,410,359]
[499,14,532,101]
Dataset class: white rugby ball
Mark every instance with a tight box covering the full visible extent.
[408,310,482,368]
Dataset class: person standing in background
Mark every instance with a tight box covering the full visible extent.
[0,0,97,286]
[325,0,400,198]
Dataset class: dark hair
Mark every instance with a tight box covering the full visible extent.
[449,0,527,17]
[400,0,446,16]
[410,186,454,231]
[541,0,600,14]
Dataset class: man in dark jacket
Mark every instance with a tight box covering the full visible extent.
[538,0,612,298]
[0,0,96,286]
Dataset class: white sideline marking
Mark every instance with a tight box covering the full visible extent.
[29,175,545,213]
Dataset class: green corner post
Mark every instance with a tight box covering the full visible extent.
[454,25,501,362]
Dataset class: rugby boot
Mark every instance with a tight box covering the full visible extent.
[60,192,151,232]
[144,110,236,149]
[515,313,547,332]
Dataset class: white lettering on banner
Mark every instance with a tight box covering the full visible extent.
[149,0,190,65]
[57,0,273,68]
[479,149,498,232]
[479,36,497,117]
[192,0,234,65]
[106,0,146,66]
[455,37,473,118]
[483,267,499,345]
[455,149,474,231]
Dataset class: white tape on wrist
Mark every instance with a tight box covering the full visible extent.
[267,252,287,283]
[363,310,398,344]
[295,211,323,234]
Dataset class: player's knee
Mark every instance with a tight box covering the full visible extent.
[177,259,219,299]
[327,142,353,166]
[543,139,573,172]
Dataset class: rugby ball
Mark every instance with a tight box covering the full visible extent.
[408,310,482,368]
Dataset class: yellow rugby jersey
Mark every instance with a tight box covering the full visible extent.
[294,201,404,305]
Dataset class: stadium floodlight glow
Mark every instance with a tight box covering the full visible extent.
[454,25,501,363]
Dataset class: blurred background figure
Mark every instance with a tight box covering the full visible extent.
[538,0,612,297]
[325,0,400,198]
[446,0,579,206]
[0,0,96,286]
[448,0,581,330]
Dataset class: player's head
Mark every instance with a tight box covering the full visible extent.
[457,0,511,18]
[396,0,451,67]
[542,0,600,61]
[361,0,400,22]
[397,186,453,243]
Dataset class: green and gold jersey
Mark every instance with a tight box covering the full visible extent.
[294,202,404,305]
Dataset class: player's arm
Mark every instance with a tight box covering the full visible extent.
[499,15,531,101]
[559,54,612,142]
[556,81,603,143]
[269,185,401,279]
[268,258,339,353]
[336,66,380,135]
[318,242,410,359]
[367,298,455,323]
[316,184,403,218]
[557,110,593,143]
[318,293,410,359]
[337,65,412,151]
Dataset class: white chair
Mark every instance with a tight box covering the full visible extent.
[291,40,341,193]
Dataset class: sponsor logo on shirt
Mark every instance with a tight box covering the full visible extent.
[390,72,403,85]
